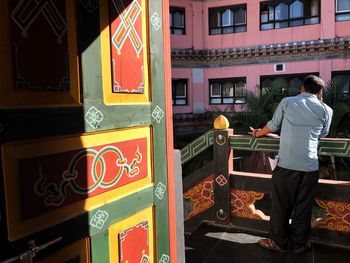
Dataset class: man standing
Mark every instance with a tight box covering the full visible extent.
[253,75,333,254]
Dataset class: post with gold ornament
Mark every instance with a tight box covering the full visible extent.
[213,115,234,224]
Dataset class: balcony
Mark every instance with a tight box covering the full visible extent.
[180,116,350,261]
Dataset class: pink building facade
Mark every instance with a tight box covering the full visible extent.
[170,0,350,114]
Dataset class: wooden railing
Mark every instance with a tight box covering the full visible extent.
[182,115,350,247]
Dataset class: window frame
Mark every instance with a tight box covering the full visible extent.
[260,0,321,31]
[209,78,247,105]
[335,0,350,21]
[260,73,318,102]
[331,71,350,100]
[208,4,247,35]
[170,6,186,35]
[172,79,188,106]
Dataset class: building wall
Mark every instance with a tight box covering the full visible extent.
[170,0,350,114]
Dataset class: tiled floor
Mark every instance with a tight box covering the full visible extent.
[185,223,350,263]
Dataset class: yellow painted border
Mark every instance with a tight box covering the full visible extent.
[37,238,90,263]
[109,206,154,263]
[2,126,153,241]
[100,0,150,105]
[0,0,80,107]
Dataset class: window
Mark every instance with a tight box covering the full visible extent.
[331,72,350,100]
[172,79,188,105]
[209,78,247,104]
[209,5,247,35]
[336,0,350,21]
[260,0,320,30]
[260,73,317,102]
[170,7,185,35]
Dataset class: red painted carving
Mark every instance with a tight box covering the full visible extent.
[110,0,145,93]
[20,137,148,219]
[10,0,69,91]
[183,175,214,219]
[230,189,268,220]
[313,199,350,233]
[119,222,149,263]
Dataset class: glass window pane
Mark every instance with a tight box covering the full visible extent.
[235,26,246,32]
[304,0,319,17]
[170,13,173,27]
[223,27,234,34]
[235,8,246,25]
[261,23,274,30]
[174,11,184,27]
[209,11,221,28]
[272,78,288,94]
[211,98,222,104]
[337,0,350,12]
[290,19,303,27]
[289,77,303,95]
[275,3,288,20]
[262,79,272,95]
[261,11,268,23]
[222,81,234,97]
[211,83,221,97]
[336,13,350,21]
[290,0,304,18]
[175,82,186,97]
[176,99,187,105]
[235,81,246,97]
[275,21,288,28]
[223,98,234,103]
[174,29,184,35]
[235,98,246,104]
[222,9,233,26]
[210,28,221,35]
[261,4,274,22]
[269,5,275,20]
[305,17,320,24]
[333,74,350,95]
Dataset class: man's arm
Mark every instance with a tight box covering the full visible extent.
[253,99,286,138]
[319,105,333,138]
[253,125,272,138]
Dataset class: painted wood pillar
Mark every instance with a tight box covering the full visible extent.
[213,115,233,224]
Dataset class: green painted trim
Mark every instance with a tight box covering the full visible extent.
[88,186,153,236]
[180,130,214,164]
[318,140,350,157]
[229,135,350,157]
[83,104,152,132]
[90,232,110,263]
[149,1,171,261]
[230,136,279,152]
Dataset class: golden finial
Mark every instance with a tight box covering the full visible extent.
[213,115,229,129]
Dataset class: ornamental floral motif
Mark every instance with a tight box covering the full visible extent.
[183,175,214,219]
[85,106,104,129]
[150,12,161,31]
[230,189,267,220]
[159,254,170,263]
[155,182,167,200]
[313,199,350,233]
[152,106,164,124]
[215,174,228,186]
[90,210,109,229]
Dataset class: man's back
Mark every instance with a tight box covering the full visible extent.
[268,93,333,172]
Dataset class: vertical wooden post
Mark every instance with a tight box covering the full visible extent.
[213,115,233,224]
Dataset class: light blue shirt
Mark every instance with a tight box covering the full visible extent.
[267,93,333,172]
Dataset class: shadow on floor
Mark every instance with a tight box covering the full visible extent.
[185,223,350,263]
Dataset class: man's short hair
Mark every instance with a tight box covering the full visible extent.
[303,75,325,94]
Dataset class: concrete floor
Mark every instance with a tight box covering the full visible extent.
[185,223,350,263]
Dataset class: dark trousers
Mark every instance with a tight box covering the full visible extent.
[270,166,319,249]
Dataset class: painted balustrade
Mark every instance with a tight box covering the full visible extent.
[182,115,350,247]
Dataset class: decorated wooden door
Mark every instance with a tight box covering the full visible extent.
[0,0,175,262]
